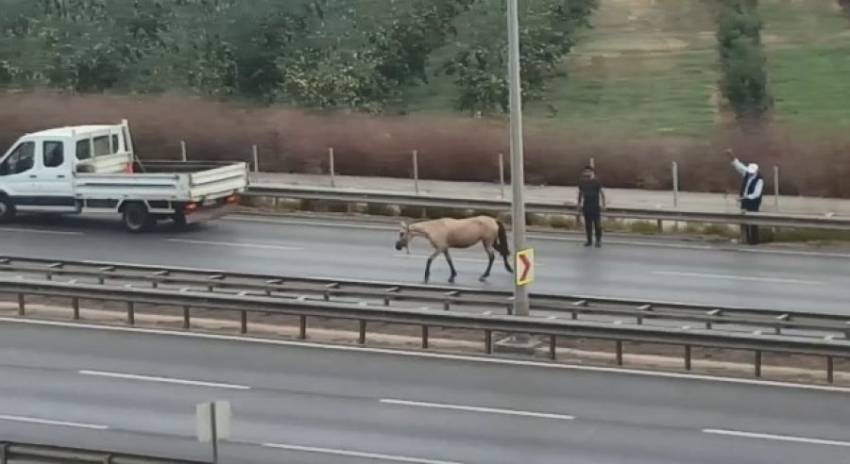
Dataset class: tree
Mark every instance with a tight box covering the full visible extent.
[438,0,599,115]
[714,0,773,124]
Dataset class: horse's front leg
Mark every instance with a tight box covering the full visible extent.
[444,250,458,283]
[424,249,440,283]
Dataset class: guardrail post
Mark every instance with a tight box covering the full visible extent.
[180,140,187,162]
[328,147,336,188]
[72,297,80,320]
[127,302,134,325]
[359,320,367,344]
[183,306,190,329]
[17,293,24,316]
[240,311,247,334]
[421,326,429,349]
[252,144,260,174]
[299,315,307,339]
[827,356,834,384]
[773,165,780,210]
[412,150,420,195]
[672,161,679,208]
[684,345,691,371]
[498,153,505,199]
[616,340,623,365]
[549,335,557,360]
[754,350,762,378]
[0,442,7,464]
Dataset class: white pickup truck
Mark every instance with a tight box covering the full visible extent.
[0,119,249,232]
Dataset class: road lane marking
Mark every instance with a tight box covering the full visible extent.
[78,370,251,390]
[0,227,84,236]
[226,216,850,258]
[380,399,575,421]
[394,253,544,266]
[703,429,850,448]
[652,270,824,286]
[166,238,303,251]
[0,414,108,430]
[262,443,465,464]
[5,318,850,394]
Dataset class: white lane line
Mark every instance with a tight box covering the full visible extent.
[652,270,824,286]
[0,414,108,430]
[262,443,464,464]
[0,227,84,236]
[394,253,544,266]
[703,429,850,448]
[78,370,251,390]
[166,238,303,251]
[380,399,575,421]
[228,215,850,258]
[5,318,850,394]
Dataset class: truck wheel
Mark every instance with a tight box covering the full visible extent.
[172,213,187,228]
[122,202,154,233]
[0,196,16,224]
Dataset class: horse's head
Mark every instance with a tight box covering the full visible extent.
[394,221,411,253]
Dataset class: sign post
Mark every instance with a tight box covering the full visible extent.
[516,248,535,287]
[196,400,231,464]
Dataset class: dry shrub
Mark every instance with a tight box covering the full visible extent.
[1,90,849,197]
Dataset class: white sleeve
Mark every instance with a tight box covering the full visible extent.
[731,158,748,176]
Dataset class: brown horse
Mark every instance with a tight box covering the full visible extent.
[394,215,514,283]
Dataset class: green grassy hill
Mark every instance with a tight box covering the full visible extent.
[406,0,850,136]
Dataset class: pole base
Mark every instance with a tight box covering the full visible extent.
[493,334,541,356]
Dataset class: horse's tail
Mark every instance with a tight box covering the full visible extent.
[494,218,510,258]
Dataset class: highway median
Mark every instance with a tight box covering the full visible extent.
[1,285,847,388]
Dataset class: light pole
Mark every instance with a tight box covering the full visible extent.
[507,0,529,318]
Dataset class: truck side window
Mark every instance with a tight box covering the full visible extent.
[93,136,110,157]
[0,141,35,176]
[43,141,64,168]
[111,134,120,152]
[76,140,91,160]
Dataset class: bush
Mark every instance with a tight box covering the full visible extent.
[2,91,850,198]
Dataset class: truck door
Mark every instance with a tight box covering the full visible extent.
[0,140,41,209]
[34,140,78,212]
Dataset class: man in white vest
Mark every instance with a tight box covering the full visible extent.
[725,148,764,245]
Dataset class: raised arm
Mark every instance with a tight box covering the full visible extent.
[731,158,748,176]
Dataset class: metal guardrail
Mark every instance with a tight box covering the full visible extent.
[1,255,848,339]
[1,278,848,383]
[244,184,850,229]
[0,440,207,464]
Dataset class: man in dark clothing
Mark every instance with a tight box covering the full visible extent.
[725,148,764,245]
[577,165,606,248]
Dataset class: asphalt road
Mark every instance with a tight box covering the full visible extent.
[1,319,849,464]
[1,214,849,314]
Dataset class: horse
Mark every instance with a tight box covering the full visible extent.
[394,215,514,283]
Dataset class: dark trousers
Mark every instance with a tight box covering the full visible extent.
[583,210,601,244]
[741,201,760,245]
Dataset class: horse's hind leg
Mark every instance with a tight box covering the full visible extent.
[502,252,513,274]
[480,242,495,282]
[443,250,458,283]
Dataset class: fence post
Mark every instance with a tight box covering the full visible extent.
[498,153,505,199]
[773,165,780,210]
[252,144,259,174]
[672,161,679,208]
[412,150,420,194]
[180,140,187,162]
[329,147,336,188]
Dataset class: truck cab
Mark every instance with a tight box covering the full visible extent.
[0,119,249,232]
